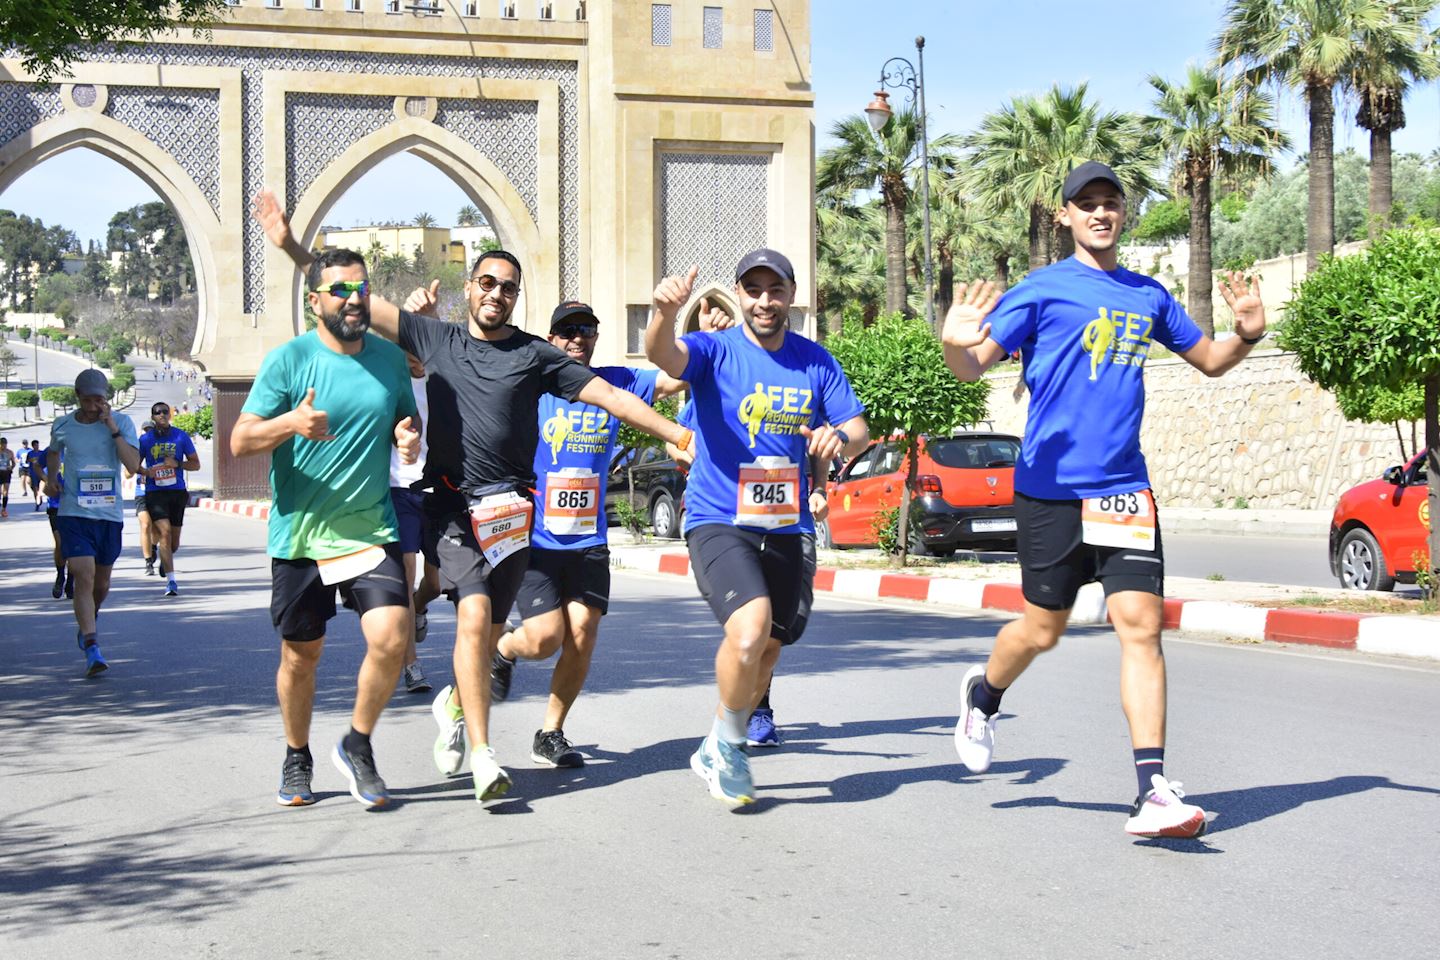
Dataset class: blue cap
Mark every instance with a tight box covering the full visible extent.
[734,248,796,283]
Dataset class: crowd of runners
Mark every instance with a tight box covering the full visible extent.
[16,162,1271,841]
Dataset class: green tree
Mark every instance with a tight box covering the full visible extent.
[6,389,39,419]
[0,210,77,310]
[1217,0,1389,271]
[17,326,30,341]
[41,385,78,413]
[815,197,884,332]
[0,0,232,82]
[961,84,1161,271]
[1280,226,1440,587]
[1146,67,1289,335]
[1131,198,1193,243]
[413,212,437,228]
[826,313,991,566]
[456,205,482,227]
[0,344,16,387]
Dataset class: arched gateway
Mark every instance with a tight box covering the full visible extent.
[0,1,814,497]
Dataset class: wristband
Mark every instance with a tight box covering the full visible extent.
[676,428,694,452]
[1240,331,1266,345]
[833,427,850,447]
[110,430,122,439]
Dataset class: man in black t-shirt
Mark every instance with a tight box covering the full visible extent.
[255,190,692,803]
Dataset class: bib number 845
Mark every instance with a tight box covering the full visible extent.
[748,483,791,506]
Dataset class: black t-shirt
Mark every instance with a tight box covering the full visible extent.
[399,311,596,494]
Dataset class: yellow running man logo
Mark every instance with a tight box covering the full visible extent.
[541,409,571,464]
[737,382,772,449]
[1081,308,1116,381]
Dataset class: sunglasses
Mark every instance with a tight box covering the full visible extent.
[151,408,171,416]
[469,274,520,298]
[311,280,369,298]
[553,323,598,340]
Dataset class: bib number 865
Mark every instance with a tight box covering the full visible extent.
[1095,493,1142,515]
[555,490,593,510]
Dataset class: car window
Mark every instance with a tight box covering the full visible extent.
[639,447,663,465]
[929,437,1020,468]
[1410,459,1428,486]
[876,444,905,475]
[841,446,878,481]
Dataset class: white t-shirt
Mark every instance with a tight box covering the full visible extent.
[389,375,429,489]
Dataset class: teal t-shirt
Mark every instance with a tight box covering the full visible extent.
[241,331,417,560]
[49,411,138,522]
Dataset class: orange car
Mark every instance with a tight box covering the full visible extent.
[1329,452,1431,590]
[820,432,1019,556]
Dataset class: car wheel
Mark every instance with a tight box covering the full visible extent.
[650,491,681,539]
[1338,528,1396,592]
[815,518,833,549]
[906,524,929,558]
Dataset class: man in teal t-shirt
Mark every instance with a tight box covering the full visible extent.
[233,248,420,811]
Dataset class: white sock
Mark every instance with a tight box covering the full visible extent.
[715,707,747,745]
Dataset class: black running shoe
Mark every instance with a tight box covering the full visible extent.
[531,728,583,768]
[490,651,516,702]
[331,741,389,808]
[277,752,316,806]
[64,576,74,599]
[51,570,64,599]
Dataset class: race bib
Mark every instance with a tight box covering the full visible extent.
[543,468,601,537]
[468,492,534,566]
[151,464,178,487]
[1081,490,1156,551]
[76,466,117,509]
[735,457,801,530]
[316,545,387,586]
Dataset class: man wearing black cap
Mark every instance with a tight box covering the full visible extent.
[646,250,869,805]
[45,369,141,676]
[940,161,1269,838]
[485,300,689,768]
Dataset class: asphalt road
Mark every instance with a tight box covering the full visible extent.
[1,506,1437,959]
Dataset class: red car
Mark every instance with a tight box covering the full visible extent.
[1330,452,1430,590]
[820,432,1020,555]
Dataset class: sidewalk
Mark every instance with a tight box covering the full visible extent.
[193,498,1439,662]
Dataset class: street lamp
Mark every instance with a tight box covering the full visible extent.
[864,36,935,331]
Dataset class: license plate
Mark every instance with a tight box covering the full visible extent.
[971,518,1016,533]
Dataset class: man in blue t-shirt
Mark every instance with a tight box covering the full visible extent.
[486,300,689,768]
[136,402,201,596]
[941,161,1270,839]
[646,249,869,805]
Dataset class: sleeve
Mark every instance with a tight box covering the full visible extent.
[179,431,198,458]
[629,367,659,406]
[676,400,696,430]
[116,414,139,448]
[537,339,597,401]
[1152,287,1204,354]
[240,348,292,419]
[679,331,718,385]
[386,345,419,420]
[985,284,1041,355]
[814,349,865,427]
[397,310,447,364]
[135,431,152,463]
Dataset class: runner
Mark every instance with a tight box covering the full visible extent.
[484,299,688,769]
[940,161,1268,839]
[255,189,690,804]
[28,440,45,510]
[230,247,421,809]
[41,446,71,599]
[136,403,201,596]
[19,438,33,498]
[0,437,15,518]
[645,250,869,805]
[128,421,158,576]
[390,351,433,695]
[45,369,140,676]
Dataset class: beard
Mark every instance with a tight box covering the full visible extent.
[744,311,786,341]
[323,303,371,342]
[471,294,514,331]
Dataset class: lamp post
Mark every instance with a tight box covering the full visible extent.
[865,35,934,331]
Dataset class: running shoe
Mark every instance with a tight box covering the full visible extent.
[51,570,64,599]
[1125,775,1210,839]
[954,664,996,773]
[531,728,583,768]
[277,752,316,806]
[431,684,467,776]
[83,642,108,677]
[165,575,178,597]
[331,740,389,808]
[144,558,155,577]
[403,662,432,694]
[471,746,513,802]
[414,610,428,645]
[490,651,516,702]
[1,507,7,518]
[689,735,755,805]
[746,708,781,748]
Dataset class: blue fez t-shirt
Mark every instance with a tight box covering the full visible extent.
[137,426,198,493]
[531,365,658,551]
[986,257,1203,500]
[680,325,863,535]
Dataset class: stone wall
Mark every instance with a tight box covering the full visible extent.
[982,351,1417,509]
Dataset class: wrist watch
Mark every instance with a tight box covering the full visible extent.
[110,430,122,438]
[833,427,850,447]
[1240,330,1267,345]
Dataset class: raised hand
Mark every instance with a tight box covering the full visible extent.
[1218,271,1265,340]
[252,188,293,250]
[394,416,421,463]
[942,281,1000,350]
[404,279,441,317]
[653,266,699,323]
[291,387,334,441]
[697,296,735,332]
[799,423,846,462]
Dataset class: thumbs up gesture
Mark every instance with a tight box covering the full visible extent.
[404,279,442,317]
[653,266,699,324]
[291,387,334,441]
[394,415,421,464]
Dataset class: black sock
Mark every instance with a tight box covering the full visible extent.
[756,685,772,712]
[342,727,371,754]
[286,743,312,762]
[972,674,1006,716]
[1134,747,1165,797]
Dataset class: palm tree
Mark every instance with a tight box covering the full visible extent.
[413,212,437,228]
[1146,67,1289,336]
[1350,1,1440,230]
[456,205,481,227]
[816,195,884,332]
[1216,0,1389,270]
[906,180,1003,316]
[961,84,1160,271]
[817,110,962,317]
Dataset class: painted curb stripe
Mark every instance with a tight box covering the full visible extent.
[1265,608,1361,649]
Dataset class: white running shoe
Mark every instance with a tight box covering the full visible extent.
[1125,774,1211,839]
[954,664,996,773]
[431,684,467,777]
[471,746,513,803]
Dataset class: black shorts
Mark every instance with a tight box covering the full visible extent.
[144,488,188,526]
[391,487,426,555]
[134,494,148,517]
[270,541,408,642]
[0,470,11,485]
[428,497,529,623]
[790,533,817,643]
[686,524,804,645]
[1014,492,1165,611]
[46,506,58,532]
[516,545,611,618]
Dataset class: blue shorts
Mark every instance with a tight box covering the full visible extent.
[57,516,123,566]
[390,487,427,555]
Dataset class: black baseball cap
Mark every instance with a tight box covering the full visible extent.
[550,300,598,330]
[1061,161,1125,205]
[75,369,110,398]
[735,248,796,284]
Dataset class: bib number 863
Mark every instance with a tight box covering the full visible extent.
[1095,493,1142,515]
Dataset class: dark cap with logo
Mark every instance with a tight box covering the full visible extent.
[550,300,598,330]
[1061,161,1125,205]
[74,369,110,398]
[734,248,796,283]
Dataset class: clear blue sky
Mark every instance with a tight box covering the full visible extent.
[4,0,1437,245]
